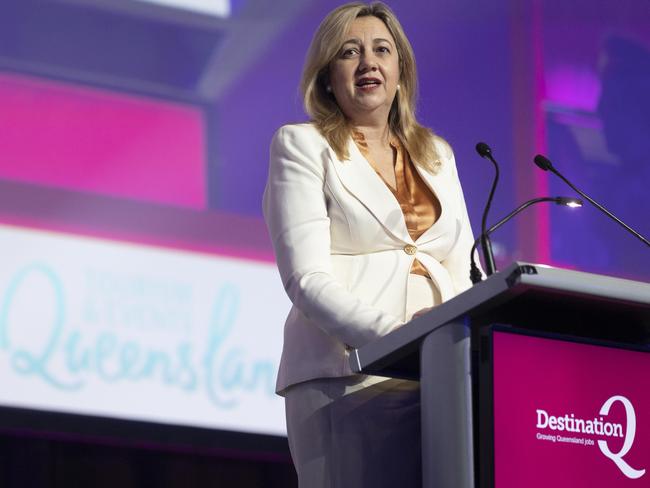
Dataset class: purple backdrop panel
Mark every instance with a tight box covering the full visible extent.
[0,72,206,209]
[216,0,517,248]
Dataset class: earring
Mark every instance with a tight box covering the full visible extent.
[396,84,401,91]
[326,85,332,93]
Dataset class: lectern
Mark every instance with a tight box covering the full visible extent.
[350,262,650,488]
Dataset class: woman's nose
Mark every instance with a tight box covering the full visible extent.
[358,52,378,72]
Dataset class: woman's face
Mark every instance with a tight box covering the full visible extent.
[329,15,400,126]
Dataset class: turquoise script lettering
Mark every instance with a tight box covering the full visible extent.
[0,263,277,412]
[203,284,276,409]
[0,263,81,390]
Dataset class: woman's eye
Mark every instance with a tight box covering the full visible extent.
[341,48,358,57]
[377,46,390,54]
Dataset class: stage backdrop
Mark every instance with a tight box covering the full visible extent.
[0,0,647,447]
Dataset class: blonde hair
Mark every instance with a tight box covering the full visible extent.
[301,1,441,172]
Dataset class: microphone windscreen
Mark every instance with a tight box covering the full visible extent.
[476,142,492,158]
[534,154,553,171]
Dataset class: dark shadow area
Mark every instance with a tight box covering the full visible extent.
[0,433,297,488]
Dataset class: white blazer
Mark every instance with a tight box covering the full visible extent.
[263,123,476,394]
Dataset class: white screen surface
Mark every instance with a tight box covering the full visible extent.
[0,224,289,436]
[134,0,231,17]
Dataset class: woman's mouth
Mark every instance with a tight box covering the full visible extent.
[355,78,382,90]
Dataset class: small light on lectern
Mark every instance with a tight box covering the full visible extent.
[555,197,583,208]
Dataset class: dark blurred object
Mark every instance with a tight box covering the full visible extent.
[594,36,650,275]
[597,36,650,165]
[543,33,650,280]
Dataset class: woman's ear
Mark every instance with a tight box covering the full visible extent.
[319,69,332,96]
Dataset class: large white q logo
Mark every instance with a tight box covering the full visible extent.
[598,395,645,479]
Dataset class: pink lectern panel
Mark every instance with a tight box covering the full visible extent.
[493,330,649,487]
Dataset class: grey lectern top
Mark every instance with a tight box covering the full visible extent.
[351,261,650,379]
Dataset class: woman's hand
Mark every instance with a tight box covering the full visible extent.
[411,307,434,320]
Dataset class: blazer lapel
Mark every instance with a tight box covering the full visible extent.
[329,139,412,243]
[413,163,456,244]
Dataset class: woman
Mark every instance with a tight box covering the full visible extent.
[263,2,476,486]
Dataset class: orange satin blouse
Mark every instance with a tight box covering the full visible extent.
[352,131,441,277]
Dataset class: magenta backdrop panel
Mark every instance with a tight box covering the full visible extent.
[0,72,206,209]
[493,330,649,487]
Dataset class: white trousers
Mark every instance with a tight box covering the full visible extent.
[284,275,440,488]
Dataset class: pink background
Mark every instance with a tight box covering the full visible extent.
[0,73,206,209]
[493,331,650,487]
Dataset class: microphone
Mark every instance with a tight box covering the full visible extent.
[469,196,583,284]
[534,155,650,247]
[475,142,499,277]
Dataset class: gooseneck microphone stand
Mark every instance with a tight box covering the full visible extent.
[469,196,583,284]
[534,154,650,247]
[475,142,499,276]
